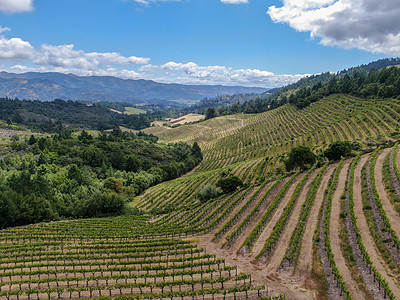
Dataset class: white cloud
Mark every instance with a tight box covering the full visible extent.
[268,0,400,55]
[221,0,249,4]
[151,61,305,87]
[33,44,150,69]
[0,28,306,88]
[133,0,181,5]
[0,26,10,33]
[0,0,33,13]
[0,36,34,59]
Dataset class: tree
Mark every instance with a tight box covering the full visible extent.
[198,185,218,202]
[78,130,93,143]
[324,141,353,161]
[125,155,139,172]
[205,107,217,120]
[216,176,243,193]
[82,146,106,167]
[191,142,203,161]
[285,146,316,171]
[28,135,37,145]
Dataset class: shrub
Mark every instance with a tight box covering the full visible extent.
[285,146,316,171]
[324,141,353,161]
[216,176,243,193]
[198,185,219,202]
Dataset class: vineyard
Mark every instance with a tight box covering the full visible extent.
[2,94,400,299]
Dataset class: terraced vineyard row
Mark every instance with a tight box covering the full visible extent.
[134,95,400,299]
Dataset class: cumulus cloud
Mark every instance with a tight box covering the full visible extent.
[0,32,150,68]
[221,0,249,4]
[268,0,400,55]
[0,28,305,88]
[140,61,305,87]
[0,36,34,59]
[33,44,150,69]
[0,0,33,13]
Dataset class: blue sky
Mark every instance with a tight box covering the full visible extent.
[0,0,397,88]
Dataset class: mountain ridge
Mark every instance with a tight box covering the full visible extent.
[0,71,268,104]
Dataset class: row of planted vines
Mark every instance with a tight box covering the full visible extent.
[135,95,400,299]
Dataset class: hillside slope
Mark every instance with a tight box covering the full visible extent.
[136,94,400,298]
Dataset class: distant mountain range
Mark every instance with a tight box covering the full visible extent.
[0,72,268,104]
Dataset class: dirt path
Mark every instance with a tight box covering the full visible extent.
[230,178,288,254]
[217,182,276,249]
[296,164,335,275]
[375,148,400,238]
[397,145,400,175]
[193,234,316,300]
[250,172,305,259]
[190,173,317,299]
[265,169,319,272]
[329,160,366,300]
[354,156,400,296]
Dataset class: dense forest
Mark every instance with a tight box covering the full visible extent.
[0,128,202,228]
[199,58,400,118]
[0,97,163,131]
[283,64,400,109]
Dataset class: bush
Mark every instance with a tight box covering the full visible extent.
[324,141,353,161]
[198,185,219,202]
[84,191,127,217]
[285,146,316,171]
[216,176,243,194]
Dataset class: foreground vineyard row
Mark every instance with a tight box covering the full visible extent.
[0,218,284,300]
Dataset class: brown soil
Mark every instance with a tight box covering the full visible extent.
[353,156,400,295]
[375,148,400,237]
[250,173,305,259]
[193,233,316,300]
[189,170,318,299]
[296,164,335,275]
[217,182,274,248]
[227,178,288,252]
[266,168,319,272]
[329,160,365,300]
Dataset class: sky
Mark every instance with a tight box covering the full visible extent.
[0,0,397,88]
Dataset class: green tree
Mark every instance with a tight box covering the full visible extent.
[110,147,126,170]
[285,146,316,171]
[324,141,353,161]
[216,176,243,193]
[192,141,203,161]
[78,130,93,143]
[198,185,218,202]
[125,155,139,172]
[205,107,217,120]
[82,146,106,167]
[28,135,37,145]
[67,164,85,186]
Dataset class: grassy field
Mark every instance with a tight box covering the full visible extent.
[124,106,147,115]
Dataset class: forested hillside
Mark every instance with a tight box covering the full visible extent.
[0,128,202,228]
[194,57,400,117]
